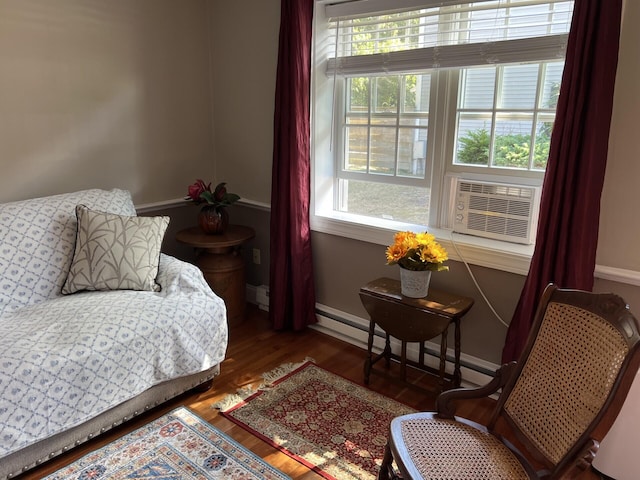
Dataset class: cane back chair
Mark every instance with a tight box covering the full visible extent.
[378,284,640,479]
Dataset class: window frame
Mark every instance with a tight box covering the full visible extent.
[340,74,432,184]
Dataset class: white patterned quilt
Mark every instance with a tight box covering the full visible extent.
[0,253,228,458]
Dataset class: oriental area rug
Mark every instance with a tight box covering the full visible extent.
[44,407,290,480]
[214,361,416,480]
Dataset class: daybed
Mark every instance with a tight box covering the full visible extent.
[0,188,228,479]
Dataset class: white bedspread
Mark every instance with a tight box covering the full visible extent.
[0,254,228,458]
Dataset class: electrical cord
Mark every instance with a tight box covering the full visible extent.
[449,231,510,329]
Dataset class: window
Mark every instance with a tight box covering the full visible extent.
[312,0,574,272]
[455,62,564,171]
[340,73,432,225]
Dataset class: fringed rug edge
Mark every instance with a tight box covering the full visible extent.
[211,357,315,412]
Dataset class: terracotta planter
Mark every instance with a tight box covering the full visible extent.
[399,268,431,298]
[198,206,229,234]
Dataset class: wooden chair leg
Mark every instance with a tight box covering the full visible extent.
[378,442,395,480]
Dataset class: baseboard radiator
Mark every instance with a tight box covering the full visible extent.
[247,285,498,388]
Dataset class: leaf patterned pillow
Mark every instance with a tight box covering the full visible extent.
[61,205,170,294]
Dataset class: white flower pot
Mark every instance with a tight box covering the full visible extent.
[400,268,431,298]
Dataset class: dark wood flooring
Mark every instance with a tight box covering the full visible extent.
[19,305,601,479]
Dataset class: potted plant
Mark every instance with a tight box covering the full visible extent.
[186,179,240,234]
[385,231,448,297]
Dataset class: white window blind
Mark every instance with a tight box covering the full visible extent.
[326,0,574,76]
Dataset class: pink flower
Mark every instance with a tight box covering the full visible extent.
[187,179,211,203]
[185,179,240,208]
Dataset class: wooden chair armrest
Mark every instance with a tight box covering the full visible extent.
[549,439,599,479]
[436,361,518,419]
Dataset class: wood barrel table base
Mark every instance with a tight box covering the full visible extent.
[176,225,255,327]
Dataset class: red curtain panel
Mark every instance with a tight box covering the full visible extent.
[502,0,624,363]
[269,0,317,331]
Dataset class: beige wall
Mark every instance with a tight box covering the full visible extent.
[597,0,640,273]
[0,0,637,365]
[209,0,279,204]
[0,0,215,204]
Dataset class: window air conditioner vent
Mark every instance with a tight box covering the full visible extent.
[453,180,539,244]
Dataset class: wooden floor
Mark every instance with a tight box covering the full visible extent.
[20,305,602,479]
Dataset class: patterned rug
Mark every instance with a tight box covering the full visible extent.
[215,361,416,480]
[44,407,290,480]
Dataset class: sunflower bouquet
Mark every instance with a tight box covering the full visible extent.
[385,231,449,272]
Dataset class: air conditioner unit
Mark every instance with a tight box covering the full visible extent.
[452,179,540,244]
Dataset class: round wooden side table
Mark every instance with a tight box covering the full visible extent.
[176,225,255,327]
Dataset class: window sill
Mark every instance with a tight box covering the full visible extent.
[310,213,533,276]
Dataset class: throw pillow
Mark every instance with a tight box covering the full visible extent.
[0,188,138,310]
[62,205,170,294]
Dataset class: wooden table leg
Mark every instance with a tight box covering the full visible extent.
[439,328,448,391]
[364,319,375,384]
[384,334,392,368]
[401,340,407,380]
[454,317,462,387]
